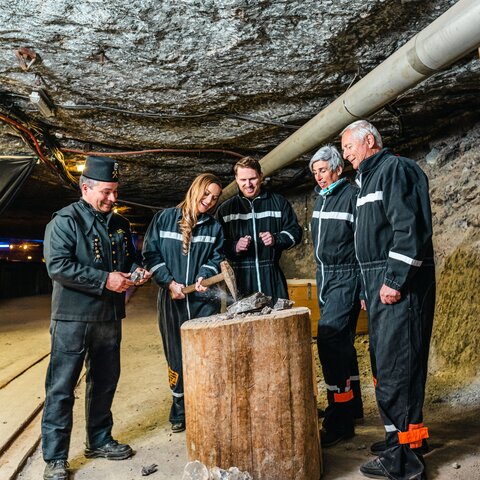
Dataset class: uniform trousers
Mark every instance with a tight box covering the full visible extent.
[41,320,121,461]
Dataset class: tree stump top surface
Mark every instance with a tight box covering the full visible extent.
[181,306,310,331]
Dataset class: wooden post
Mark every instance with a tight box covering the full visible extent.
[181,307,322,480]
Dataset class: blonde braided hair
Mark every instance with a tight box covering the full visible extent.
[177,173,222,255]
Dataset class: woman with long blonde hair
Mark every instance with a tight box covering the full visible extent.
[142,173,223,433]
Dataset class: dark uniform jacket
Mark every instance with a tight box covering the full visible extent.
[216,188,302,302]
[142,207,224,319]
[44,199,138,322]
[355,148,434,291]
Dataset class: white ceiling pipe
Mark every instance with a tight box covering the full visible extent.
[220,0,480,201]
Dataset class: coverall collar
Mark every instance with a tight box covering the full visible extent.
[357,147,392,175]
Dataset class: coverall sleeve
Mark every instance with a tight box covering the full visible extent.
[274,197,303,251]
[196,225,225,280]
[142,211,175,288]
[382,161,433,291]
[216,207,240,258]
[44,216,108,295]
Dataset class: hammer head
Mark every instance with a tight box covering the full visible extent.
[220,260,238,302]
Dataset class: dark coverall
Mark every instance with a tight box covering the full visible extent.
[142,207,224,424]
[42,199,138,461]
[355,149,435,480]
[216,188,302,304]
[311,179,363,436]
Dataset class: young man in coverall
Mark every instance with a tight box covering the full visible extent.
[341,120,435,480]
[216,156,302,304]
[42,156,151,480]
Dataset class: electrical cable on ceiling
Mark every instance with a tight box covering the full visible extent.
[59,104,301,130]
[0,110,78,188]
[0,108,243,212]
[3,92,300,130]
[61,147,245,158]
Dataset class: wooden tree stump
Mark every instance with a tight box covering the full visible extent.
[181,307,322,480]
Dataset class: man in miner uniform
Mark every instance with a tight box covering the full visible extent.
[341,120,435,480]
[42,156,151,480]
[216,156,302,304]
[309,144,364,448]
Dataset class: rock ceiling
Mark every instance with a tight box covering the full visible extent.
[0,0,479,237]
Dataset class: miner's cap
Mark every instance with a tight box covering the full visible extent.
[83,156,119,182]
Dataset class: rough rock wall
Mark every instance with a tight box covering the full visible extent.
[420,124,480,378]
[279,190,316,280]
[433,243,480,377]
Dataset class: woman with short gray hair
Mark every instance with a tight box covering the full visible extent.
[310,144,364,448]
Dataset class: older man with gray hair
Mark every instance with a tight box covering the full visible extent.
[341,120,435,480]
[309,144,363,447]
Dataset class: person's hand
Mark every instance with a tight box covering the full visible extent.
[106,272,133,293]
[140,269,153,283]
[259,231,275,247]
[130,268,152,285]
[169,280,186,300]
[236,235,252,253]
[360,299,367,310]
[195,277,208,292]
[379,284,401,304]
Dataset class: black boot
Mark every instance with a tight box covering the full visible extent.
[84,439,133,460]
[360,458,388,478]
[44,460,69,480]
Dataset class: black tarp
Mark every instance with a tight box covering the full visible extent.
[0,155,36,215]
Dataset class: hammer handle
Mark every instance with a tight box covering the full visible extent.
[182,273,223,294]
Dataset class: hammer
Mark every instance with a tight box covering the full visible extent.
[182,260,238,301]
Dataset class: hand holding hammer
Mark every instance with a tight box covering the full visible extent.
[181,260,238,301]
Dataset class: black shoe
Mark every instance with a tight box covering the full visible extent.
[360,458,388,478]
[44,460,69,480]
[84,439,133,460]
[370,439,430,456]
[171,421,186,433]
[320,428,354,448]
[361,457,427,480]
